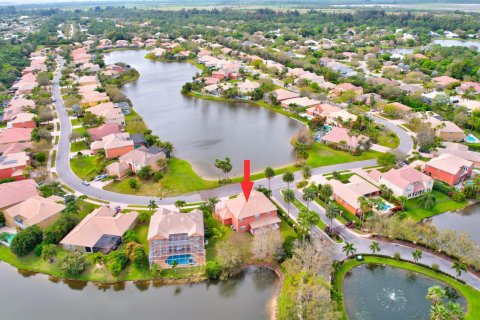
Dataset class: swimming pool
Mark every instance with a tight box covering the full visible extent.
[165,254,195,266]
[378,203,393,211]
[466,134,479,144]
[0,232,16,246]
[323,124,332,132]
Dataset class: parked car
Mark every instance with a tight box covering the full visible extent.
[82,181,90,186]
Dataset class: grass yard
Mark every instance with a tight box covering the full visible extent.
[404,190,469,222]
[377,129,400,149]
[70,155,102,181]
[125,109,148,135]
[306,143,381,168]
[51,150,57,168]
[332,256,480,320]
[71,118,81,126]
[73,127,87,136]
[70,141,89,152]
[105,158,220,197]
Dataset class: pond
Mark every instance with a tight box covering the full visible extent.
[0,262,279,320]
[104,50,303,178]
[429,203,480,244]
[343,264,465,320]
[432,39,480,51]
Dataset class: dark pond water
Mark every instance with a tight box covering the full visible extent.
[104,50,303,178]
[429,203,480,243]
[0,262,278,320]
[343,264,465,320]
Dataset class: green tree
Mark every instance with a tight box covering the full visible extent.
[205,261,222,279]
[35,152,46,164]
[174,200,186,210]
[302,164,312,180]
[398,196,408,211]
[451,260,467,277]
[264,167,275,190]
[377,152,396,167]
[128,178,139,190]
[283,189,295,215]
[58,252,87,276]
[297,208,320,240]
[325,202,340,229]
[418,192,437,210]
[342,242,357,257]
[282,171,295,189]
[107,250,128,276]
[412,249,422,263]
[302,186,317,209]
[41,244,58,261]
[369,241,380,254]
[10,225,43,256]
[321,184,333,203]
[137,165,152,180]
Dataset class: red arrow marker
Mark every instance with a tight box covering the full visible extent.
[240,160,254,202]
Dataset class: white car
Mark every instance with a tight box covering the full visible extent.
[82,181,90,186]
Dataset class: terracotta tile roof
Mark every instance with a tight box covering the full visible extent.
[119,149,166,167]
[382,167,432,189]
[0,179,38,209]
[426,154,473,175]
[321,127,369,149]
[223,190,277,220]
[0,128,32,145]
[88,124,122,141]
[271,89,299,101]
[5,195,65,227]
[331,175,379,210]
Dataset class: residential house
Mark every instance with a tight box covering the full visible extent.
[280,97,320,109]
[334,83,363,96]
[90,133,134,159]
[321,127,370,152]
[80,90,110,107]
[368,167,433,199]
[105,161,130,179]
[4,195,65,230]
[214,190,280,234]
[330,175,380,215]
[8,112,36,129]
[87,123,122,141]
[61,207,138,254]
[148,208,205,268]
[306,103,341,118]
[237,80,260,95]
[119,148,166,173]
[433,76,459,88]
[78,76,98,87]
[0,152,29,180]
[424,115,465,142]
[268,89,299,102]
[0,128,32,146]
[437,143,480,168]
[86,103,126,126]
[424,154,474,186]
[0,179,38,211]
[456,82,480,95]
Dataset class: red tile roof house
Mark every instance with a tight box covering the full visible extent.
[267,89,300,104]
[456,82,480,95]
[60,207,138,254]
[334,83,364,96]
[78,76,99,87]
[0,152,30,180]
[118,148,166,173]
[321,127,370,152]
[8,112,36,129]
[330,175,380,215]
[280,97,321,109]
[432,76,460,88]
[0,179,38,211]
[368,167,434,199]
[86,103,126,126]
[214,190,280,234]
[0,128,33,146]
[88,124,122,141]
[424,154,474,186]
[8,96,35,109]
[305,103,341,118]
[437,142,480,168]
[90,133,134,159]
[148,208,205,268]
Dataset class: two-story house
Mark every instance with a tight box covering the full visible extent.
[424,154,474,186]
[369,167,434,199]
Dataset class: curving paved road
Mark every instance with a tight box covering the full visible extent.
[52,59,412,206]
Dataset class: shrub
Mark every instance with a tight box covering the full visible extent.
[153,171,164,182]
[296,180,308,189]
[34,243,44,256]
[107,250,128,276]
[128,178,139,190]
[433,181,452,195]
[59,252,87,276]
[0,211,5,227]
[138,211,151,224]
[377,152,396,166]
[452,191,466,203]
[205,261,222,279]
[130,245,147,268]
[10,226,43,256]
[43,215,78,244]
[393,252,401,260]
[41,244,58,261]
[431,263,439,271]
[35,152,46,164]
[122,230,138,243]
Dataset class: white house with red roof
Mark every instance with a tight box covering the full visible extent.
[368,167,433,199]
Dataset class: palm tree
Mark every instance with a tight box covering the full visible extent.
[325,202,340,229]
[322,184,333,203]
[148,199,158,212]
[302,165,312,180]
[302,186,316,209]
[282,171,294,189]
[207,197,220,213]
[369,241,380,254]
[264,167,275,190]
[357,196,372,227]
[174,200,186,210]
[452,260,467,277]
[398,196,408,211]
[342,242,357,257]
[412,249,422,263]
[283,189,295,216]
[426,285,445,305]
[211,225,228,240]
[298,208,320,241]
[418,192,437,210]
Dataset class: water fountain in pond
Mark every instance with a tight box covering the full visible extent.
[376,288,407,311]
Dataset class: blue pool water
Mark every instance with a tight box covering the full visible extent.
[165,254,195,266]
[378,203,393,211]
[0,232,16,245]
[466,134,479,143]
[323,124,332,132]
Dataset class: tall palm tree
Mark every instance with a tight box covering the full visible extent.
[412,249,422,263]
[283,189,295,216]
[211,225,228,240]
[398,196,408,211]
[342,242,357,257]
[426,285,445,305]
[302,165,312,180]
[419,192,437,210]
[282,171,294,189]
[174,200,186,210]
[148,199,158,212]
[264,167,275,190]
[357,196,372,227]
[322,184,333,203]
[207,197,220,213]
[297,208,320,241]
[369,241,380,254]
[452,260,467,277]
[325,202,340,229]
[302,186,316,209]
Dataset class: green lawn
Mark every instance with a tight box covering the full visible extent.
[71,118,81,126]
[54,135,59,144]
[51,150,57,168]
[70,155,102,181]
[105,158,220,197]
[73,127,87,136]
[404,190,469,222]
[332,256,480,320]
[70,141,89,152]
[305,143,381,168]
[377,129,400,149]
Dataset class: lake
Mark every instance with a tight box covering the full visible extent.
[0,263,279,320]
[433,39,480,51]
[104,50,303,178]
[343,264,465,320]
[429,203,480,243]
